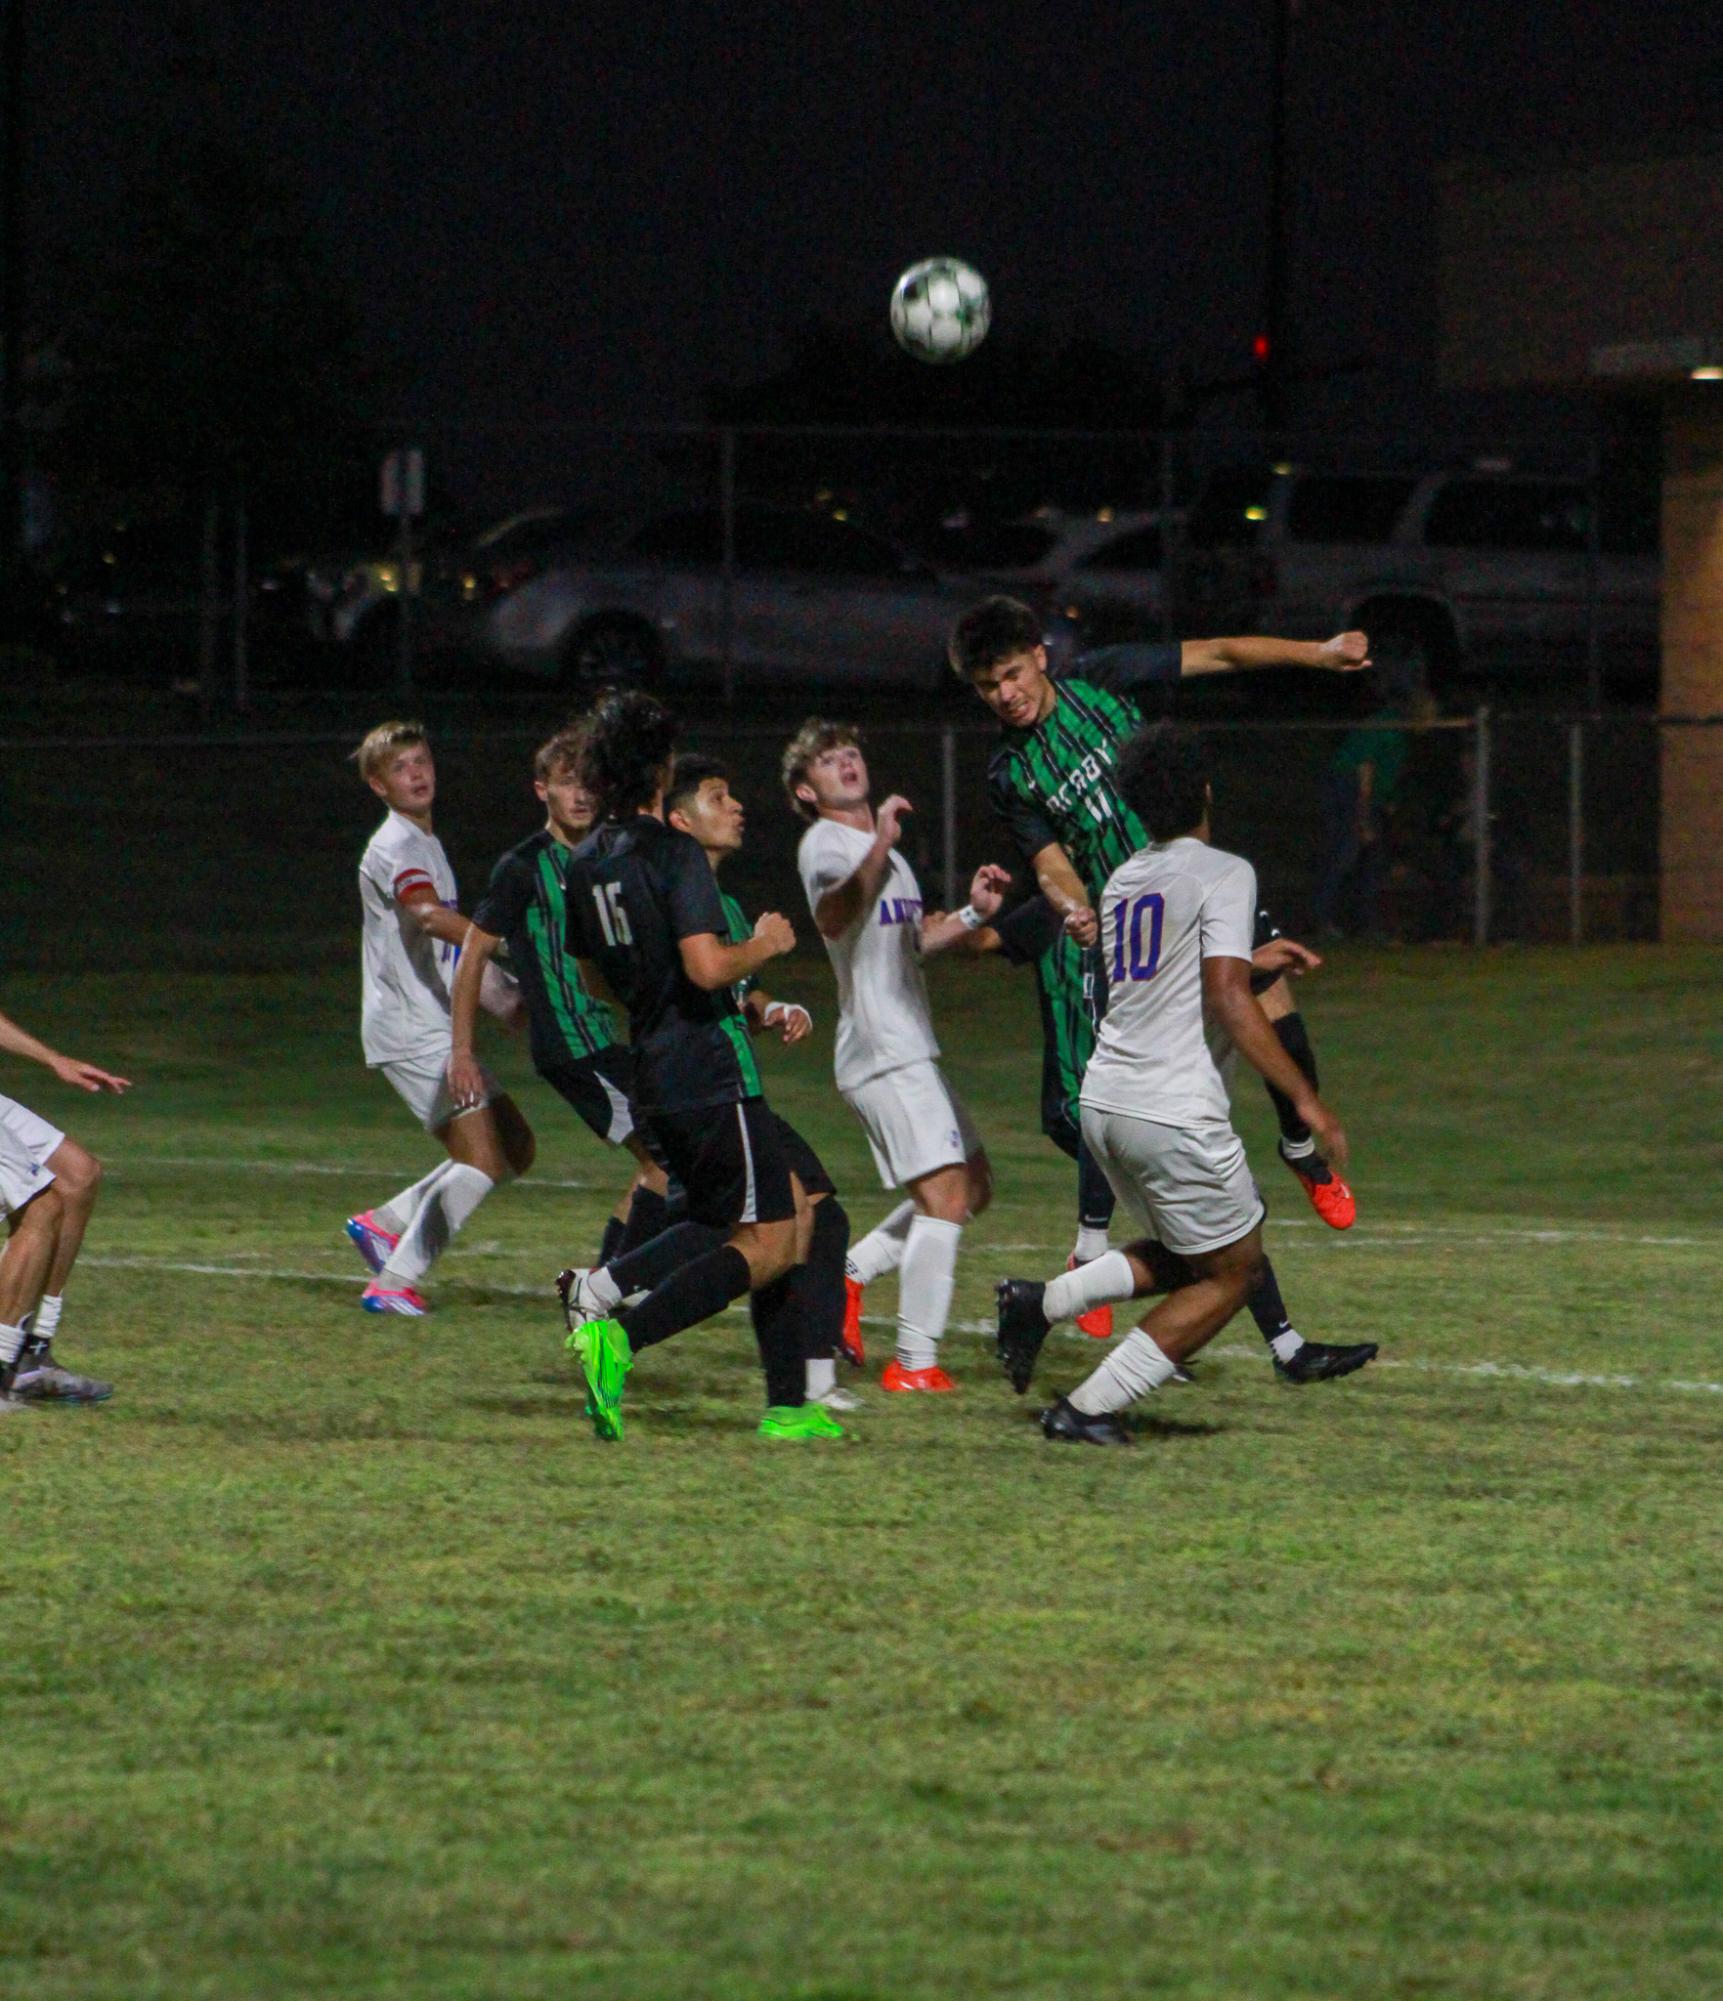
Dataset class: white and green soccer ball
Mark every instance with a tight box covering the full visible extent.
[890,256,991,364]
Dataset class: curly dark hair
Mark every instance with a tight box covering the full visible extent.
[579,689,680,820]
[1115,722,1210,843]
[946,595,1044,680]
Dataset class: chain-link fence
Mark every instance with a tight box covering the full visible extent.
[36,422,1659,716]
[0,709,1699,973]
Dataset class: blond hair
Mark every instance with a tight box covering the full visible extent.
[779,717,862,823]
[354,719,429,782]
[534,722,589,782]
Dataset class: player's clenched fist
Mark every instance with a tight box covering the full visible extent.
[1318,630,1371,672]
[874,795,913,848]
[753,911,796,959]
[968,863,1012,918]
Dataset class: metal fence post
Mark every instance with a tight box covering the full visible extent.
[1568,719,1584,945]
[941,725,958,911]
[719,427,737,706]
[232,486,249,714]
[1584,437,1604,714]
[1472,705,1492,946]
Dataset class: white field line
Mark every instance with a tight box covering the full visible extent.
[75,1254,1723,1399]
[116,1154,597,1191]
[106,1160,1721,1251]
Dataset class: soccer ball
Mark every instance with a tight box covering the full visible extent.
[890,257,990,364]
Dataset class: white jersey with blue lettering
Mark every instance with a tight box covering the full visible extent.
[797,815,940,1091]
[358,810,460,1066]
[1079,836,1257,1127]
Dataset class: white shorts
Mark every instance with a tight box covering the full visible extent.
[375,1053,501,1135]
[1080,1105,1264,1258]
[0,1093,60,1217]
[842,1060,981,1190]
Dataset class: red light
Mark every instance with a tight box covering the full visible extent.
[1251,333,1271,365]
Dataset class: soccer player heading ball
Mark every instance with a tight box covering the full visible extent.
[950,597,1371,1378]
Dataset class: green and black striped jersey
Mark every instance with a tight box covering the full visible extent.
[473,829,616,1074]
[985,645,1182,901]
[719,889,759,1011]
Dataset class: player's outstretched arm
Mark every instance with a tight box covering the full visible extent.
[0,1007,131,1093]
[1180,630,1371,678]
[920,864,1013,957]
[681,913,795,992]
[399,882,473,947]
[813,795,911,938]
[1028,840,1094,934]
[1203,956,1348,1170]
[447,922,502,1104]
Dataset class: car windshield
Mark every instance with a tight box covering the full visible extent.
[1284,477,1415,543]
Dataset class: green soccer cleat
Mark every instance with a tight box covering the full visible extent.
[567,1316,632,1441]
[758,1403,845,1440]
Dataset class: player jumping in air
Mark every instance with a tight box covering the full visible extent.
[555,693,844,1442]
[950,596,1366,1377]
[446,726,672,1267]
[346,721,535,1315]
[0,1005,129,1406]
[996,723,1374,1442]
[782,718,1011,1393]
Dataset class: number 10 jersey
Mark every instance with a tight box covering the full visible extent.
[1078,836,1257,1129]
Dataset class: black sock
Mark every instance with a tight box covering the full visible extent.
[1076,1141,1117,1235]
[620,1242,750,1353]
[1264,1012,1320,1152]
[607,1219,724,1299]
[789,1197,849,1361]
[617,1185,671,1260]
[1246,1256,1294,1348]
[598,1215,627,1266]
[750,1269,806,1406]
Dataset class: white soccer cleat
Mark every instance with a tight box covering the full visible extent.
[809,1383,862,1412]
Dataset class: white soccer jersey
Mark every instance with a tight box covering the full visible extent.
[358,810,460,1065]
[796,817,940,1092]
[1079,836,1257,1127]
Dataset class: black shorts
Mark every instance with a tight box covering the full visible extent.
[537,1046,639,1147]
[773,1113,835,1199]
[650,1097,798,1229]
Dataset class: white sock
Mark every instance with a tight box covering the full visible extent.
[0,1322,24,1369]
[845,1200,915,1285]
[1279,1134,1316,1162]
[379,1164,494,1285]
[896,1215,962,1370]
[1073,1225,1110,1263]
[1068,1329,1179,1415]
[1270,1328,1305,1362]
[374,1161,457,1237]
[31,1294,64,1345]
[1043,1249,1135,1325]
[806,1355,836,1398]
[586,1265,624,1312]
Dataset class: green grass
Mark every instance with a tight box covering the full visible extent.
[2,947,1720,2000]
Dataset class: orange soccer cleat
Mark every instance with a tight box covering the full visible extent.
[881,1359,957,1393]
[839,1276,866,1367]
[1066,1254,1114,1339]
[1286,1151,1356,1230]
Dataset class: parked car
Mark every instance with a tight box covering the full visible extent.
[1175,465,1658,693]
[481,502,982,688]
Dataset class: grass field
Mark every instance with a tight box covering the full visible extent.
[2,946,1720,2000]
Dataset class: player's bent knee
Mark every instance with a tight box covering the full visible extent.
[45,1140,101,1203]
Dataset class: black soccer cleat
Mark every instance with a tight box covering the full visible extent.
[1041,1396,1133,1446]
[995,1278,1052,1395]
[1274,1339,1378,1386]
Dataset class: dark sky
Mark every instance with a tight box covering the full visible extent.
[30,2,1723,457]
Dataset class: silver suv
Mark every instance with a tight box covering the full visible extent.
[1177,467,1658,692]
[481,502,977,689]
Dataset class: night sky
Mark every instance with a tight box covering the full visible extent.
[31,1,1723,449]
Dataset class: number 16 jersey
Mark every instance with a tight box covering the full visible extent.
[1078,836,1256,1129]
[563,816,761,1114]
